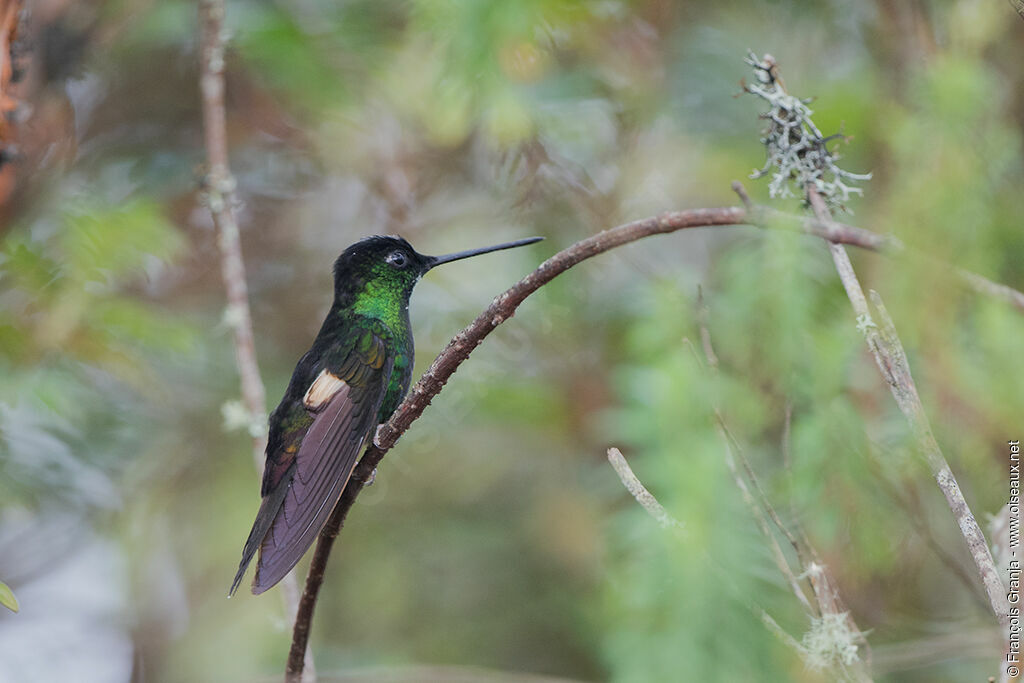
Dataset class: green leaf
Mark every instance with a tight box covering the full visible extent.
[0,581,19,613]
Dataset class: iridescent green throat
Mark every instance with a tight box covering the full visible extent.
[346,276,414,335]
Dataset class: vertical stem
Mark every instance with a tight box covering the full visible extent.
[199,0,265,443]
[197,2,314,680]
[807,187,1011,632]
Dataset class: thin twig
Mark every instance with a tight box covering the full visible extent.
[603,442,825,673]
[199,1,266,445]
[760,610,808,656]
[197,2,312,680]
[781,401,799,525]
[699,296,810,571]
[949,264,1024,314]
[699,292,871,679]
[695,286,719,370]
[699,292,808,606]
[743,48,1010,671]
[866,454,989,610]
[805,186,1011,633]
[716,416,816,614]
[732,181,1024,315]
[606,448,684,532]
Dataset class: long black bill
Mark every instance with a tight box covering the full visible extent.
[427,236,544,269]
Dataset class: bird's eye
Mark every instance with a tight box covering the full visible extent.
[385,250,409,268]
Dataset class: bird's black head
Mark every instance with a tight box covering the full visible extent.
[331,236,432,306]
[331,234,544,311]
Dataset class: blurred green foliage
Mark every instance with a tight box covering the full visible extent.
[0,1,1022,682]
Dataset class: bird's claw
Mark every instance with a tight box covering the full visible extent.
[373,424,387,449]
[365,467,378,486]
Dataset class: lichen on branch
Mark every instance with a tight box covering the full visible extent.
[743,51,871,212]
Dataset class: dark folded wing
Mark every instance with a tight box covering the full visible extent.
[229,462,294,596]
[251,356,391,594]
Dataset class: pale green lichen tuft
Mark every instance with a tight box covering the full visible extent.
[800,611,863,671]
[855,313,877,335]
[743,51,872,213]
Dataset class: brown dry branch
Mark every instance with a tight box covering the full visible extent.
[282,51,1024,679]
[197,2,313,679]
[284,205,746,679]
[949,265,1024,315]
[285,194,1024,678]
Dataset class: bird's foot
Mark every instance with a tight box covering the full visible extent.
[373,424,388,449]
[365,467,378,486]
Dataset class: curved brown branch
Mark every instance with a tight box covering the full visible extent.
[285,206,741,679]
[284,199,1024,679]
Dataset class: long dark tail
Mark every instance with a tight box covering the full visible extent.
[229,473,292,597]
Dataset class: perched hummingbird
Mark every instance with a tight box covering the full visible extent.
[230,234,543,596]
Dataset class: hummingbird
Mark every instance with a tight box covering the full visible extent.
[230,234,543,596]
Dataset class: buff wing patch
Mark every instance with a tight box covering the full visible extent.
[303,369,347,411]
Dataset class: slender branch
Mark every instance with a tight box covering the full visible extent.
[699,290,809,573]
[605,431,822,671]
[603,441,829,670]
[606,448,684,532]
[732,181,1024,315]
[760,610,807,656]
[699,293,871,677]
[697,289,815,614]
[197,2,312,680]
[950,265,1024,314]
[199,0,266,448]
[743,49,1010,674]
[867,455,989,610]
[715,416,817,615]
[805,186,1011,632]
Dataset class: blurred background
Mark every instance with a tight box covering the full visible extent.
[0,0,1022,681]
